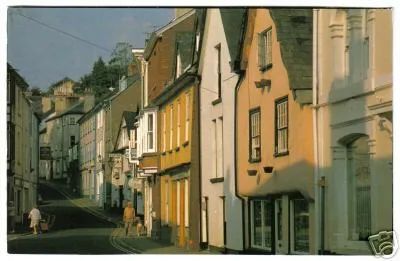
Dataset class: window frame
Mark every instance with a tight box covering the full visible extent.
[249,107,261,162]
[184,92,190,143]
[258,27,273,71]
[215,43,222,100]
[147,113,154,151]
[274,96,289,157]
[290,198,310,254]
[250,199,273,251]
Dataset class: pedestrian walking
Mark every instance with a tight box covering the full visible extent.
[8,201,16,233]
[28,205,41,235]
[123,201,135,236]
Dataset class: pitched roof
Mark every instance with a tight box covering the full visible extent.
[269,9,313,91]
[220,8,247,66]
[144,9,196,60]
[122,111,137,133]
[45,101,84,122]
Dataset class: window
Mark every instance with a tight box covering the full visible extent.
[212,119,217,177]
[163,111,166,152]
[347,135,371,241]
[215,43,222,99]
[176,181,180,226]
[251,200,273,250]
[249,108,261,161]
[185,93,190,142]
[184,179,189,227]
[176,44,182,79]
[165,180,169,224]
[70,136,75,147]
[275,97,288,155]
[169,105,173,150]
[177,102,181,147]
[258,28,272,70]
[147,114,154,150]
[291,198,309,253]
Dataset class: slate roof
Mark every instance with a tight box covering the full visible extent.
[269,9,313,91]
[122,111,137,133]
[220,8,247,68]
[45,101,84,122]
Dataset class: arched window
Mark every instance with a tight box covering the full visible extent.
[347,135,371,240]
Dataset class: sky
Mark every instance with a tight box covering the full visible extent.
[7,7,174,90]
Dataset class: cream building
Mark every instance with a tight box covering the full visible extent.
[7,64,40,224]
[313,9,392,254]
[198,8,245,252]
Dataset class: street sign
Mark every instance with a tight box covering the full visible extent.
[40,146,51,160]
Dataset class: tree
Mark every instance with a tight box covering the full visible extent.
[30,87,42,96]
[109,42,134,76]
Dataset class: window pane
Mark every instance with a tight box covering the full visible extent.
[293,199,309,252]
[253,201,262,246]
[263,201,273,249]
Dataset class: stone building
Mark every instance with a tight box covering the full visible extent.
[313,9,393,254]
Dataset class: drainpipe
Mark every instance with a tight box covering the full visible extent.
[312,8,325,255]
[234,73,246,252]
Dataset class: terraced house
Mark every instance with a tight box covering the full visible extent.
[235,9,315,254]
[198,8,246,253]
[148,9,204,249]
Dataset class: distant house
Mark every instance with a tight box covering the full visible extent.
[7,63,40,226]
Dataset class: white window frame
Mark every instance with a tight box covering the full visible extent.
[250,199,272,251]
[147,113,154,151]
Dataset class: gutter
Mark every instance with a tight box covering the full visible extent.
[232,8,248,252]
[312,9,325,255]
[233,73,246,252]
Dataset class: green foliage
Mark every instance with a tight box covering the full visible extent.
[45,42,136,102]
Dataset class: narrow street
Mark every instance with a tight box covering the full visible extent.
[7,183,129,254]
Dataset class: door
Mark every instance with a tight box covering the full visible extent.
[119,185,124,208]
[274,195,310,254]
[274,198,288,254]
[178,179,186,247]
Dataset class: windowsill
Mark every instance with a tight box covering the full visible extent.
[175,147,180,152]
[210,177,224,183]
[259,63,273,72]
[274,151,289,157]
[182,141,189,147]
[248,158,261,163]
[211,98,222,106]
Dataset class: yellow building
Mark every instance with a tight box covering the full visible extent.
[236,9,315,254]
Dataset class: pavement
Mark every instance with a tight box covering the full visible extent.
[37,179,214,255]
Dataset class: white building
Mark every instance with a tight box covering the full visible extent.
[111,111,138,209]
[45,102,84,181]
[313,9,392,254]
[198,9,245,252]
